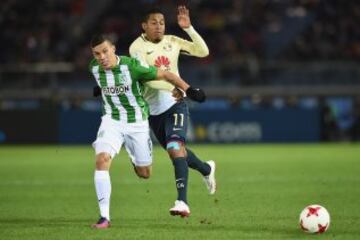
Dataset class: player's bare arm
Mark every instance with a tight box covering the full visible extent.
[176,6,209,57]
[156,69,189,91]
[156,69,206,103]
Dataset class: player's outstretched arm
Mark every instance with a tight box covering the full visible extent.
[156,69,189,91]
[156,69,206,103]
[176,6,209,57]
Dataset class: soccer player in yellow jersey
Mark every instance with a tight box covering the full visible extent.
[129,6,216,217]
[90,34,206,228]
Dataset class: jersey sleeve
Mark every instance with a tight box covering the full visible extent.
[127,57,158,82]
[173,26,209,57]
[129,38,175,92]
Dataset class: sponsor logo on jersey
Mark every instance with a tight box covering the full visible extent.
[102,85,130,96]
[154,56,170,71]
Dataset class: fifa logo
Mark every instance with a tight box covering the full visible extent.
[102,86,130,96]
[154,56,171,71]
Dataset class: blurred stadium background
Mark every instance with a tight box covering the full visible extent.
[1,1,360,239]
[0,0,359,143]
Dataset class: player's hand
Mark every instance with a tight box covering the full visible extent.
[186,87,206,103]
[177,5,191,29]
[93,86,101,97]
[172,88,185,102]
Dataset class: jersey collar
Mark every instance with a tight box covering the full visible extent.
[142,33,164,44]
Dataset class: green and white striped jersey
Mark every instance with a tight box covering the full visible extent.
[89,55,158,123]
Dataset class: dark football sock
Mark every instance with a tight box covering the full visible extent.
[186,148,211,176]
[172,157,189,203]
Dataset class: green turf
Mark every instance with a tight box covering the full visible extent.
[0,144,359,239]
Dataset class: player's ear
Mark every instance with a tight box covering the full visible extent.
[109,43,115,53]
[142,22,147,32]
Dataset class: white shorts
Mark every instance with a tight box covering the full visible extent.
[92,115,153,167]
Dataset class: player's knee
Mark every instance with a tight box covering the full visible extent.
[95,153,112,170]
[166,141,186,159]
[135,166,151,179]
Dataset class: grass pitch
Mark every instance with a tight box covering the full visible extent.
[0,144,359,239]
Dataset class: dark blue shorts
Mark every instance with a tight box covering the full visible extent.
[149,101,189,149]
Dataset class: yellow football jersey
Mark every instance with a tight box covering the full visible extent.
[129,26,209,115]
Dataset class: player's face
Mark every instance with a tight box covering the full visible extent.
[91,40,117,69]
[142,13,165,43]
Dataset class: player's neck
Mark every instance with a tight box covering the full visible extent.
[144,34,163,44]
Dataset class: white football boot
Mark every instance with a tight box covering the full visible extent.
[203,160,216,195]
[169,200,191,218]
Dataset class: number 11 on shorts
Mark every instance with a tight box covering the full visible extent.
[173,113,184,127]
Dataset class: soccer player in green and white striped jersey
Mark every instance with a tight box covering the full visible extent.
[89,35,205,228]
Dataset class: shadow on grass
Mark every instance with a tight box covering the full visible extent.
[114,217,302,235]
[2,216,359,238]
[115,217,360,237]
[0,217,92,228]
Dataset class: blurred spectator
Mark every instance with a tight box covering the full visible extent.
[1,0,358,64]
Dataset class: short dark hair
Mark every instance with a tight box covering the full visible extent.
[90,34,112,48]
[142,7,164,22]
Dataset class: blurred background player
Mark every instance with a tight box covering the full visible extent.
[90,34,206,228]
[129,6,216,218]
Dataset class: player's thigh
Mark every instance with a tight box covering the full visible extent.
[92,116,124,158]
[124,130,153,167]
[164,101,189,143]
